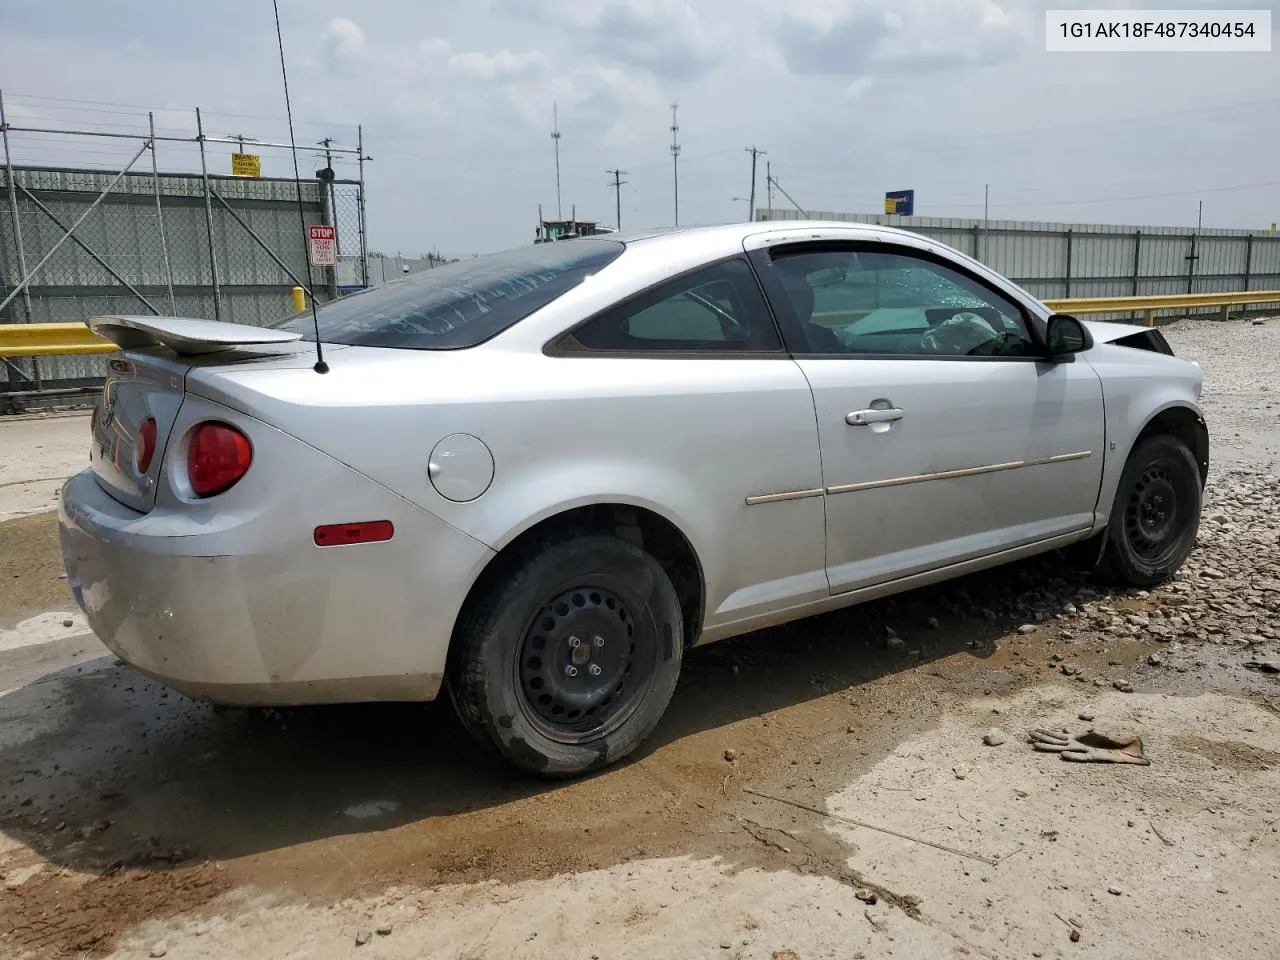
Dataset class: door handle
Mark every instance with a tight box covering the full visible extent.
[846,408,905,426]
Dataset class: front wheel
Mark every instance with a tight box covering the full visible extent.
[1102,433,1203,587]
[447,532,684,778]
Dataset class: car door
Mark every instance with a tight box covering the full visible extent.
[746,235,1106,595]
[545,255,829,631]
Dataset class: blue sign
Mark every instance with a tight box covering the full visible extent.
[884,190,915,216]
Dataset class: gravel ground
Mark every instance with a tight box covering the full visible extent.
[1,316,1278,960]
[1162,314,1280,472]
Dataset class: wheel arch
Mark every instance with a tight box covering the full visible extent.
[1131,403,1209,487]
[449,501,707,658]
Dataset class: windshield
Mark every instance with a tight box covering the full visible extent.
[272,239,625,349]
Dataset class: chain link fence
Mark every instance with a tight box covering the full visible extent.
[0,95,368,400]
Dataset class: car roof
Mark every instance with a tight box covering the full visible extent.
[604,220,901,248]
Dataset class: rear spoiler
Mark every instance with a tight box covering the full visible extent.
[87,315,302,357]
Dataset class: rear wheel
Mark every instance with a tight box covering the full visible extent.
[447,532,684,777]
[1102,433,1202,587]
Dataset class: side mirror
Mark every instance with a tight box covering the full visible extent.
[1046,314,1092,360]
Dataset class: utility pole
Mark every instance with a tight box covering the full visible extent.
[607,168,629,231]
[766,161,773,214]
[317,137,337,299]
[745,146,766,221]
[318,136,337,221]
[551,103,562,219]
[1187,199,1204,294]
[670,103,680,227]
[983,183,989,263]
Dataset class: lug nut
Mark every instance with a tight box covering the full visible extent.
[593,635,605,648]
[568,636,581,648]
[589,664,602,676]
[565,665,578,678]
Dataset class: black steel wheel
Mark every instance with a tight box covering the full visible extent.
[1103,433,1202,587]
[448,532,684,778]
[517,585,652,743]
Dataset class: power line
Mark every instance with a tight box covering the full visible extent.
[614,147,739,174]
[801,174,1280,217]
[1001,177,1280,208]
[5,91,361,132]
[773,96,1280,173]
[768,171,807,217]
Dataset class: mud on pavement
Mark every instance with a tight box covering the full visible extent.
[1,319,1279,959]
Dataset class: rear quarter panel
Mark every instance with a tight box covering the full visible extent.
[194,347,828,637]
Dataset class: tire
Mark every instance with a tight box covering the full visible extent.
[1101,433,1202,588]
[447,532,684,778]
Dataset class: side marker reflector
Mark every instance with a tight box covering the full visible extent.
[314,520,394,547]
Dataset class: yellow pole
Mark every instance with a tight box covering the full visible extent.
[292,286,305,313]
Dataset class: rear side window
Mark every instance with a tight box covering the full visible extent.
[567,259,783,353]
[272,239,624,349]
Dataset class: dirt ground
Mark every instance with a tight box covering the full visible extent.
[1,318,1278,960]
[0,411,88,524]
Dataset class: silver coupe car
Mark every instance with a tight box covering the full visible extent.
[58,221,1208,776]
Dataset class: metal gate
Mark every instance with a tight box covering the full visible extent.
[0,91,369,396]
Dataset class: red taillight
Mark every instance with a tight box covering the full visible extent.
[314,521,395,547]
[136,417,158,473]
[187,422,253,497]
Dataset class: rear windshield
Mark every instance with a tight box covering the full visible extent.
[272,239,625,349]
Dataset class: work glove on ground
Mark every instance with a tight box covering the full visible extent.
[1028,727,1150,765]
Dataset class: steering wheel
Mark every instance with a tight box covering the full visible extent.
[917,310,1005,356]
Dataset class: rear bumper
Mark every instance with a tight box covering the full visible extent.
[58,466,494,705]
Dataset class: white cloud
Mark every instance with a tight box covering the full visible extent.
[449,49,549,80]
[845,75,873,100]
[418,38,451,59]
[772,0,1034,74]
[500,0,731,79]
[323,17,367,77]
[505,63,663,139]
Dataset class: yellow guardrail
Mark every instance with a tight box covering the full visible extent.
[1042,289,1280,326]
[0,321,117,358]
[1,286,310,359]
[2,288,1278,358]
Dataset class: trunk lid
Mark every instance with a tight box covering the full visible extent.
[90,352,188,512]
[85,314,313,512]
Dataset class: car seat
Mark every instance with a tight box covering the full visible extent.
[776,268,843,353]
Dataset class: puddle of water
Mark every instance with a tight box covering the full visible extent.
[344,800,402,820]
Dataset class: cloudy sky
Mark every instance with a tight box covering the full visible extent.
[3,0,1278,256]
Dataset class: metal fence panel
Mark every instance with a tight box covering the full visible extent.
[1251,237,1280,278]
[1138,234,1188,279]
[758,208,1280,324]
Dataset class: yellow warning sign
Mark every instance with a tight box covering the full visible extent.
[231,153,261,178]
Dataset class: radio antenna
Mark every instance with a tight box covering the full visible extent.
[271,0,328,373]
